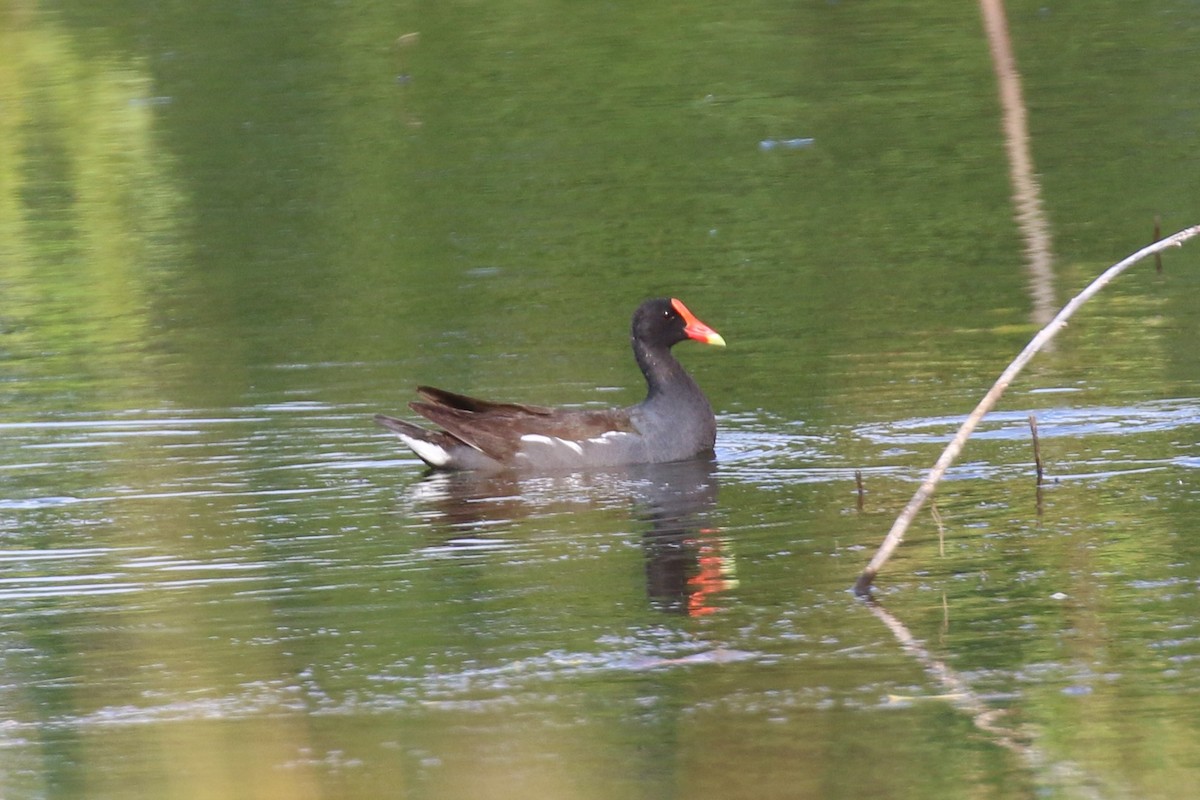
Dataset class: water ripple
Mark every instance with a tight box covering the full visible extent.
[857,398,1200,446]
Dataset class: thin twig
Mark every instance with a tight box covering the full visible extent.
[1028,414,1044,486]
[855,469,865,512]
[853,226,1200,597]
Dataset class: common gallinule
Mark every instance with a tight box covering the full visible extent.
[375,297,725,470]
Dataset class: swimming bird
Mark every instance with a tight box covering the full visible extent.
[375,297,725,470]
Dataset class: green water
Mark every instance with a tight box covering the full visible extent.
[4,1,1200,798]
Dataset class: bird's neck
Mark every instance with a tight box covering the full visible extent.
[633,339,696,401]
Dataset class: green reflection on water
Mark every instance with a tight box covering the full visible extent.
[1,11,185,408]
[3,0,1200,798]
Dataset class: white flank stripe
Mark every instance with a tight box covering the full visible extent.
[519,433,585,455]
[586,431,628,445]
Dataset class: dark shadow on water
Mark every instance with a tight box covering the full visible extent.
[405,458,730,615]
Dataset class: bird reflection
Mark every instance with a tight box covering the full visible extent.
[628,459,731,616]
[404,458,734,615]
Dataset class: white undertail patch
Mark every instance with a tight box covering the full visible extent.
[400,433,452,468]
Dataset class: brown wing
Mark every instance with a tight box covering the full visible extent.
[416,386,555,416]
[410,401,637,463]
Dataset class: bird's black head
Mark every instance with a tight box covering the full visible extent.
[631,298,725,350]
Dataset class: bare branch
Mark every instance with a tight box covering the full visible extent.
[854,226,1200,597]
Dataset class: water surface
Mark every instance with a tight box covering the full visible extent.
[4,1,1200,798]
